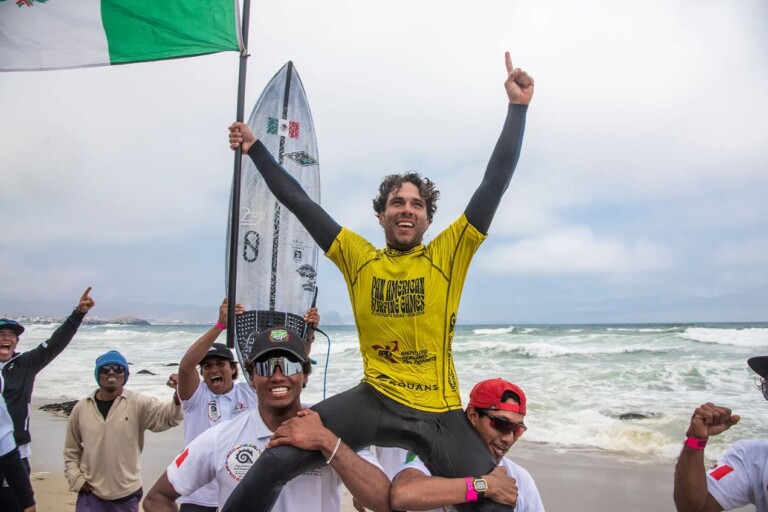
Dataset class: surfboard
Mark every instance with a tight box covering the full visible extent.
[227,61,320,366]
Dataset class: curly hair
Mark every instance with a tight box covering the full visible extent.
[372,172,440,223]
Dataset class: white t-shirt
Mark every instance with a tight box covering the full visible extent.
[398,454,545,512]
[707,439,768,511]
[167,407,383,511]
[178,380,257,507]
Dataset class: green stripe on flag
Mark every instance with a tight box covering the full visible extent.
[101,0,238,65]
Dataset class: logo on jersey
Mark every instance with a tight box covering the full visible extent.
[225,444,262,481]
[208,400,221,422]
[401,349,437,365]
[709,465,734,481]
[370,276,425,317]
[374,374,439,392]
[372,341,399,363]
[174,448,189,468]
[233,401,247,416]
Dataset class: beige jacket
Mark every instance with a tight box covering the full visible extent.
[63,388,182,500]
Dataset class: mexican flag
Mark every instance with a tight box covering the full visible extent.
[0,0,241,72]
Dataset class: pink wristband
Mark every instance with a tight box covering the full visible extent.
[465,477,478,502]
[215,322,226,331]
[685,436,707,450]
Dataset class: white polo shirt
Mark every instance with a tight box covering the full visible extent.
[707,439,768,511]
[398,454,545,512]
[167,407,382,511]
[178,380,257,507]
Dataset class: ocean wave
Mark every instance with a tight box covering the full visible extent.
[472,326,515,335]
[679,327,768,347]
[607,327,681,333]
[514,342,666,358]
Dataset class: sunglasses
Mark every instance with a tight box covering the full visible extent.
[477,409,527,436]
[252,356,303,378]
[99,364,125,375]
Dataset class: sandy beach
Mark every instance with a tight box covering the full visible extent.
[24,398,709,512]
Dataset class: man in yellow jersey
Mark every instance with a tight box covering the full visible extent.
[225,52,533,512]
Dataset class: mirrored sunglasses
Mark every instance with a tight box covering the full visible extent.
[99,364,125,375]
[478,409,527,436]
[252,356,303,377]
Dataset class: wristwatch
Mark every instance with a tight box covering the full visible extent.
[473,477,488,500]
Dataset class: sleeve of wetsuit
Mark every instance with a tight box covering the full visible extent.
[23,309,85,373]
[247,141,341,252]
[464,103,528,235]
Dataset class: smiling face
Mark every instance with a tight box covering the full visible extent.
[250,352,307,415]
[467,399,526,464]
[379,182,431,251]
[200,357,236,395]
[0,329,19,362]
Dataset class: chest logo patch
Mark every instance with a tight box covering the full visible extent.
[225,444,261,481]
[208,399,221,422]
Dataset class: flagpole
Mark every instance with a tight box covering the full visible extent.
[227,0,253,349]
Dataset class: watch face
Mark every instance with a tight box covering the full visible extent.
[474,479,488,492]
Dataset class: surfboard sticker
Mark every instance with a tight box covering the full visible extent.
[226,62,320,366]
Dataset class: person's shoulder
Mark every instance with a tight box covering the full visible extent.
[723,438,768,459]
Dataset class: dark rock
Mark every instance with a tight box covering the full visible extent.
[619,412,649,420]
[39,400,78,416]
[165,363,179,367]
[136,369,156,375]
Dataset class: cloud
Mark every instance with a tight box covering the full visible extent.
[476,226,674,275]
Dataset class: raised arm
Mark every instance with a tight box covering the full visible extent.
[176,299,243,400]
[23,286,94,371]
[267,409,391,512]
[229,123,341,251]
[465,52,533,235]
[673,403,739,512]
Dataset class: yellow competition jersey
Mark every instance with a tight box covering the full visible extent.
[326,214,486,412]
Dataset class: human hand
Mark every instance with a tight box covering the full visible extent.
[228,122,257,154]
[267,409,334,451]
[80,481,94,493]
[166,373,178,389]
[304,307,320,328]
[504,52,534,105]
[686,403,740,440]
[217,298,245,327]
[77,286,95,314]
[485,466,518,507]
[352,497,367,512]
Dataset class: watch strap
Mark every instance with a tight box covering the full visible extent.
[465,477,478,502]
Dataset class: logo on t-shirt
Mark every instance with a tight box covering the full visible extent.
[709,465,734,481]
[370,276,425,317]
[208,400,221,422]
[174,448,189,468]
[225,444,262,481]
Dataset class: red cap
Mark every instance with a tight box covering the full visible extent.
[468,378,526,415]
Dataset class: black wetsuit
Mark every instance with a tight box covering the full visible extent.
[222,104,527,512]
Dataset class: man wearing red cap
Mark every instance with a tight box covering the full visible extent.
[673,356,768,512]
[390,378,543,512]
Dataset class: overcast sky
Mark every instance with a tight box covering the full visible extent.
[2,0,767,324]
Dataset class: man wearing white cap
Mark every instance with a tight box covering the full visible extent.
[673,356,767,512]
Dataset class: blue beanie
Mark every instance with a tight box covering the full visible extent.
[94,350,129,385]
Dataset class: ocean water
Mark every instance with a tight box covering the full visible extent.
[22,321,768,463]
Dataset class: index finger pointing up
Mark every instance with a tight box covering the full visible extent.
[505,51,514,74]
[81,286,92,300]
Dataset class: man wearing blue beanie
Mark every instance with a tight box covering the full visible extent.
[93,350,130,385]
[64,350,182,512]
